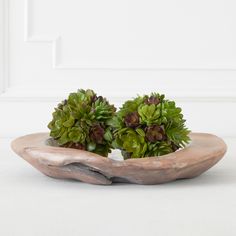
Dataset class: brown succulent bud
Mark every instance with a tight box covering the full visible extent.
[70,143,86,150]
[63,142,86,150]
[171,142,179,152]
[144,96,160,105]
[96,96,103,101]
[124,112,140,128]
[91,95,104,104]
[91,95,98,103]
[89,124,105,144]
[145,125,165,142]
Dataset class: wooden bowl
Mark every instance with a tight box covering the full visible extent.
[11,133,227,185]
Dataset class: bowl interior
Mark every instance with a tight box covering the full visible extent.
[44,137,192,161]
[45,138,124,161]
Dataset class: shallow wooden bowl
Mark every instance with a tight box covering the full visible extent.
[11,133,227,185]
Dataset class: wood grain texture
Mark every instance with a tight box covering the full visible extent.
[11,133,227,185]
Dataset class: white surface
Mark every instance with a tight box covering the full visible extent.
[0,137,236,236]
[0,1,236,235]
[21,0,236,69]
[1,0,236,137]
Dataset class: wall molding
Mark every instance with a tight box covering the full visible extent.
[0,0,236,103]
[0,0,235,138]
[24,0,236,71]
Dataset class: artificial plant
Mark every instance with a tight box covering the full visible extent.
[111,93,190,159]
[48,89,116,157]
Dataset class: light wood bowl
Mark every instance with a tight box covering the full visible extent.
[11,133,227,185]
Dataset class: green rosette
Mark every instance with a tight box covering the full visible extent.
[111,93,190,159]
[48,89,116,157]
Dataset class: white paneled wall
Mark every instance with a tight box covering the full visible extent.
[0,0,236,137]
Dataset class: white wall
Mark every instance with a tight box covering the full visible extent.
[0,0,236,137]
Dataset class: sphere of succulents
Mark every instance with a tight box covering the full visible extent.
[48,89,116,157]
[111,93,190,159]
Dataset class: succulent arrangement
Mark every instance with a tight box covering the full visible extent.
[48,89,116,157]
[111,93,190,159]
[48,90,190,159]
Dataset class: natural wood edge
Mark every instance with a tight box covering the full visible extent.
[11,132,227,185]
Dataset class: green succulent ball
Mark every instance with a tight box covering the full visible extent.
[48,89,116,157]
[111,93,191,159]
